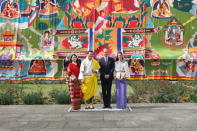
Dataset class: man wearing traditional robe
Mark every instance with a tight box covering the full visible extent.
[78,51,100,109]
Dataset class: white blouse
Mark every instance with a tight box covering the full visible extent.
[114,61,130,79]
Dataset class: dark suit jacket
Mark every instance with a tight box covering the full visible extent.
[99,57,115,79]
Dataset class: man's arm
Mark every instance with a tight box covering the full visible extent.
[99,59,104,75]
[78,60,85,80]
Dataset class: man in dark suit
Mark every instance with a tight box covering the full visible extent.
[99,49,115,108]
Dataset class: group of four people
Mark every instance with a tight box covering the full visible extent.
[66,49,130,110]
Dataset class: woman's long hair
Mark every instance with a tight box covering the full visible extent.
[70,54,80,67]
[116,52,124,61]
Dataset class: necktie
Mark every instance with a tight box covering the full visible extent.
[105,57,108,63]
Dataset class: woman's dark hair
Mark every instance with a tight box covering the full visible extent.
[116,52,124,61]
[70,54,80,67]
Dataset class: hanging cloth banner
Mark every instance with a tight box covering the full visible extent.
[0,0,196,81]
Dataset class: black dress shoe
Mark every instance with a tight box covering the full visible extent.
[107,106,112,109]
[103,106,107,109]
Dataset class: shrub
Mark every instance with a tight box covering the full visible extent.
[0,84,24,105]
[128,80,196,103]
[0,92,14,105]
[149,81,194,103]
[22,92,44,104]
[190,89,197,103]
[128,80,158,103]
[49,89,70,104]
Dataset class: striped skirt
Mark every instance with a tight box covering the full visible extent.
[68,79,82,110]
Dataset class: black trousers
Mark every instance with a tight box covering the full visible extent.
[101,77,113,107]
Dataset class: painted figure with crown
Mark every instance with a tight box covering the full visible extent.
[164,18,184,47]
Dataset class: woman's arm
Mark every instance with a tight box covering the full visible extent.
[121,62,130,79]
[125,62,130,78]
[66,64,72,77]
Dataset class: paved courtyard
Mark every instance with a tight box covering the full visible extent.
[0,103,197,131]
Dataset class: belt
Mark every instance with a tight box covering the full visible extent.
[84,75,91,76]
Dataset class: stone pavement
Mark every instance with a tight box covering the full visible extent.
[0,103,197,131]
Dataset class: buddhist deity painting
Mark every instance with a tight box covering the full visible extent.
[128,55,145,76]
[28,58,47,75]
[152,0,172,19]
[121,28,148,58]
[0,0,20,19]
[184,60,197,77]
[56,29,90,57]
[176,32,197,78]
[39,0,60,18]
[177,59,197,77]
[60,35,88,50]
[0,0,196,80]
[38,30,55,51]
[164,18,184,48]
[123,34,146,48]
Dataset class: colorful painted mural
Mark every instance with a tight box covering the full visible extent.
[0,0,197,80]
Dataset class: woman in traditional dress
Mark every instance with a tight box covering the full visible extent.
[67,54,82,110]
[114,52,130,109]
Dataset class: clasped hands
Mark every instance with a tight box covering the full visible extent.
[114,75,126,80]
